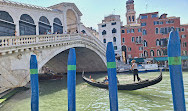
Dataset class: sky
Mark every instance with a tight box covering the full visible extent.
[11,0,188,30]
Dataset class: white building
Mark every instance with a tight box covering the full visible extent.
[0,0,83,36]
[98,15,122,60]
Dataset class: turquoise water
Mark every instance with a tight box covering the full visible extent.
[0,71,188,111]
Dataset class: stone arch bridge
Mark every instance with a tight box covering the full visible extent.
[0,34,107,93]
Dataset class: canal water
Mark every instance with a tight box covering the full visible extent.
[0,71,188,111]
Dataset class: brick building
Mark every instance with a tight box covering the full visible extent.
[121,0,188,67]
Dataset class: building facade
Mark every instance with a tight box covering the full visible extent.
[121,0,188,66]
[98,15,122,60]
[0,0,83,37]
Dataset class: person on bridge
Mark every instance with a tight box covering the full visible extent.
[130,60,141,82]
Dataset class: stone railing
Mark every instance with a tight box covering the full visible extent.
[0,34,106,55]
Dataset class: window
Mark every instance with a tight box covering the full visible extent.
[112,28,116,33]
[139,53,143,57]
[114,46,117,50]
[129,16,131,22]
[127,29,130,33]
[152,14,158,18]
[20,14,36,35]
[181,28,185,32]
[160,28,168,34]
[141,22,146,26]
[122,38,125,43]
[139,46,143,51]
[159,21,163,25]
[150,50,155,57]
[155,28,159,34]
[181,34,186,38]
[139,36,141,43]
[162,49,167,55]
[131,29,134,33]
[113,37,116,42]
[103,39,106,43]
[121,30,125,33]
[111,22,116,25]
[156,39,160,46]
[166,20,174,24]
[102,24,106,27]
[140,15,148,19]
[136,37,138,43]
[183,42,187,47]
[131,37,135,42]
[157,50,161,56]
[132,16,135,21]
[128,47,131,51]
[138,28,142,32]
[144,51,148,57]
[102,30,106,35]
[176,28,180,32]
[142,29,147,35]
[154,21,159,25]
[144,40,147,47]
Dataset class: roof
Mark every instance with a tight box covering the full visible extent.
[49,2,82,16]
[139,12,158,16]
[0,0,53,11]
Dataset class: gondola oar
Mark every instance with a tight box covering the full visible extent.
[168,30,186,111]
[30,55,39,111]
[106,42,118,111]
[67,48,76,111]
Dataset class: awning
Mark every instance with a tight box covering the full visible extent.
[154,57,168,61]
[181,56,188,60]
[154,56,188,61]
[129,58,145,63]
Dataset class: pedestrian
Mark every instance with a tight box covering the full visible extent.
[130,60,141,82]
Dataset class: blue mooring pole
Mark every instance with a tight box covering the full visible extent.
[30,55,39,111]
[168,30,186,111]
[106,42,118,111]
[67,48,76,111]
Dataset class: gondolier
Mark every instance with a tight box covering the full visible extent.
[130,60,141,82]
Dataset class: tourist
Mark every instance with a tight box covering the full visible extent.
[103,76,109,84]
[130,60,141,82]
[47,30,51,35]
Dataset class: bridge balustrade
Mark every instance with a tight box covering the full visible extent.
[0,34,106,55]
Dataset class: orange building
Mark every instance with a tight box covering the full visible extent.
[121,0,188,66]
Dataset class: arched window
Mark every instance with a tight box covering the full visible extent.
[0,11,15,36]
[112,28,116,33]
[102,30,106,35]
[39,16,51,35]
[103,39,106,43]
[113,37,116,42]
[157,50,161,56]
[150,50,155,57]
[144,40,147,47]
[156,39,160,46]
[53,18,63,34]
[144,51,148,57]
[19,14,36,35]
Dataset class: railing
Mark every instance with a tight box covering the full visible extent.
[0,34,106,54]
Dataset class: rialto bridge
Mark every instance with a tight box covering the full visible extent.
[0,0,106,93]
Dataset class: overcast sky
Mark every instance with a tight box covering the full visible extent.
[11,0,188,30]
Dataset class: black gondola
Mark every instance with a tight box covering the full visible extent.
[82,70,162,90]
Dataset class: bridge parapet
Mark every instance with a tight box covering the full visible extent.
[0,34,106,56]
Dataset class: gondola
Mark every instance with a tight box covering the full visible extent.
[82,70,162,90]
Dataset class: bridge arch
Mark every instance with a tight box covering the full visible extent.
[0,11,15,36]
[38,42,107,73]
[66,9,78,33]
[19,14,36,35]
